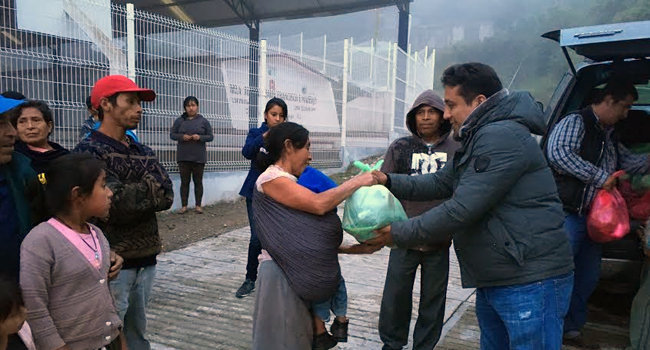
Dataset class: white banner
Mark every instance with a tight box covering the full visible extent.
[221,57,340,133]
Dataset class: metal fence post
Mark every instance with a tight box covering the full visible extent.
[369,38,374,81]
[413,49,418,90]
[248,20,260,130]
[322,34,327,73]
[386,42,392,88]
[369,39,375,136]
[126,3,136,82]
[390,42,397,134]
[406,43,412,89]
[348,37,353,76]
[430,49,436,89]
[341,38,349,161]
[299,32,303,62]
[260,39,268,116]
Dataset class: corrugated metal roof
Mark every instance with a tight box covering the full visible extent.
[116,0,411,27]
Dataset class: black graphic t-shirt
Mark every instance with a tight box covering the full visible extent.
[382,133,460,218]
[409,150,449,175]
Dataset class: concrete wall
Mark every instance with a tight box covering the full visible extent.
[169,170,248,210]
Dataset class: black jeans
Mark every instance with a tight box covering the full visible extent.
[178,161,205,207]
[245,198,262,281]
[379,248,449,350]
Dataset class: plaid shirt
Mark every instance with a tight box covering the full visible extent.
[547,112,650,210]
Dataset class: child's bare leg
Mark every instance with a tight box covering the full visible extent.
[313,314,327,335]
[312,313,338,349]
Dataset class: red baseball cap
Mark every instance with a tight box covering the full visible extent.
[90,75,156,109]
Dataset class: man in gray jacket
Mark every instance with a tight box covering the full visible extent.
[369,62,574,349]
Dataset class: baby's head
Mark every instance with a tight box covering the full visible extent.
[0,277,26,336]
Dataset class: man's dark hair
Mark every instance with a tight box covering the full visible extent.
[441,63,503,104]
[96,93,120,121]
[592,78,638,104]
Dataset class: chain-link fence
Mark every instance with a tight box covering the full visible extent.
[0,0,435,172]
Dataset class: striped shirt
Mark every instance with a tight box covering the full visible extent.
[546,112,650,211]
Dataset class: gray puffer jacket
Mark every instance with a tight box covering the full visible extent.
[388,89,574,288]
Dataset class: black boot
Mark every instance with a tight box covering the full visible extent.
[235,279,255,298]
[330,318,348,343]
[312,332,337,350]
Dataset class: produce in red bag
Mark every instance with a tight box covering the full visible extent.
[619,177,650,221]
[587,176,630,243]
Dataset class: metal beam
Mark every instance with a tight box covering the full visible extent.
[139,0,211,11]
[397,1,409,51]
[222,0,257,29]
[394,0,409,134]
[125,0,413,28]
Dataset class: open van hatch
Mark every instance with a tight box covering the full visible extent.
[542,21,650,75]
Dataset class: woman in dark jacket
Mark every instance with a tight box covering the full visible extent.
[235,97,287,298]
[170,96,213,214]
[11,100,69,174]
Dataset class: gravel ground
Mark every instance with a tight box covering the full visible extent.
[157,198,249,252]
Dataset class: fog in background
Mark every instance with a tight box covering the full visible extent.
[217,0,649,104]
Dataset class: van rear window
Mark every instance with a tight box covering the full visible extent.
[637,83,650,104]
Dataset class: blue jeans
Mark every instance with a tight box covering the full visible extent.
[312,276,348,322]
[246,198,262,281]
[110,265,156,350]
[475,272,573,350]
[563,213,602,332]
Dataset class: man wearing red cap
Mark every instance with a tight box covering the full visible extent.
[74,75,173,350]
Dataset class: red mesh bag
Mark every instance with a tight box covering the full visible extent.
[587,186,630,243]
[587,170,630,243]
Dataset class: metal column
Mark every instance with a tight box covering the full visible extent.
[248,20,260,129]
[394,1,410,133]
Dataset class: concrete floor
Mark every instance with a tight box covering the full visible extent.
[147,218,631,349]
[147,221,474,349]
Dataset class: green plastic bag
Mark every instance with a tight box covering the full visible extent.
[341,160,408,242]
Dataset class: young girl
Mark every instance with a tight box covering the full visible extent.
[19,154,123,350]
[236,97,288,298]
[0,278,35,350]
